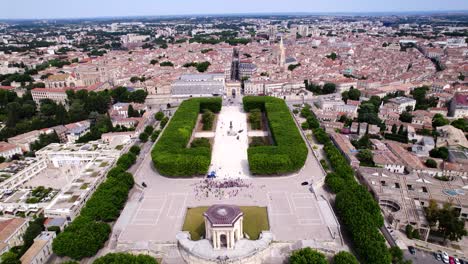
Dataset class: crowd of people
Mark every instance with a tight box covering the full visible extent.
[193,178,253,200]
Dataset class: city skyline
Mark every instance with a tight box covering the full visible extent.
[3,0,468,19]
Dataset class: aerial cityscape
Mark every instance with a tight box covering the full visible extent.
[0,1,467,264]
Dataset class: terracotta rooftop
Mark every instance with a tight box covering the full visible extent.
[203,205,243,227]
[0,218,27,242]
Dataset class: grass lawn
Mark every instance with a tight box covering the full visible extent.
[182,206,269,241]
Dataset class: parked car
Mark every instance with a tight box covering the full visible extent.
[434,252,442,261]
[443,252,450,263]
[408,246,416,255]
[455,258,461,264]
[301,181,309,186]
[449,256,455,264]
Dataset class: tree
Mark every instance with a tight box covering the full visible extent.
[348,87,361,101]
[429,147,449,160]
[326,52,337,60]
[425,200,439,228]
[391,124,398,134]
[139,132,149,142]
[150,59,159,65]
[333,251,359,264]
[399,111,413,123]
[130,76,140,83]
[341,91,349,103]
[0,252,20,264]
[432,114,449,128]
[52,218,111,260]
[129,90,148,103]
[451,118,468,132]
[129,145,141,155]
[154,111,165,121]
[389,246,411,264]
[159,61,174,67]
[116,152,137,169]
[301,121,310,130]
[437,203,468,243]
[425,159,437,168]
[322,83,336,94]
[127,105,139,117]
[357,149,374,166]
[160,117,169,128]
[6,102,21,127]
[150,130,161,142]
[405,224,415,239]
[144,126,154,135]
[307,116,320,129]
[289,248,327,264]
[201,110,215,130]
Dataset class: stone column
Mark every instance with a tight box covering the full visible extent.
[213,230,217,249]
[230,230,235,248]
[240,218,243,238]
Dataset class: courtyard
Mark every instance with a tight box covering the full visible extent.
[208,104,250,179]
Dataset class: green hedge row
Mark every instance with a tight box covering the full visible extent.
[151,97,221,177]
[94,253,158,264]
[52,150,137,260]
[308,112,391,264]
[243,96,307,175]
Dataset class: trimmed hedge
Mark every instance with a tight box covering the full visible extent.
[243,96,307,175]
[94,253,158,264]
[308,111,391,264]
[151,97,221,177]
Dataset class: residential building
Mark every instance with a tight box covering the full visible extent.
[329,132,360,168]
[387,97,417,113]
[449,93,468,118]
[64,120,91,143]
[436,125,468,149]
[0,218,29,254]
[20,231,56,264]
[371,139,405,174]
[31,88,68,105]
[0,142,22,159]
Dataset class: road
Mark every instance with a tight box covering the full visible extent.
[404,249,441,264]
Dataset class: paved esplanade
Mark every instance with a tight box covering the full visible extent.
[209,105,250,179]
[109,100,347,260]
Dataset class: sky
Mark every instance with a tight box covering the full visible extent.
[2,0,468,19]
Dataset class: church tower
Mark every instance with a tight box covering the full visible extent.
[278,37,286,68]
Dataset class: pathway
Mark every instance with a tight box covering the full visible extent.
[209,105,250,179]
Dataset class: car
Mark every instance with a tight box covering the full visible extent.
[434,253,442,261]
[301,181,309,186]
[455,258,461,264]
[442,251,448,261]
[142,182,147,188]
[443,252,450,261]
[408,246,416,255]
[450,257,456,264]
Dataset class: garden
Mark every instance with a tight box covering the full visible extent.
[182,206,269,240]
[243,96,308,175]
[151,97,222,177]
